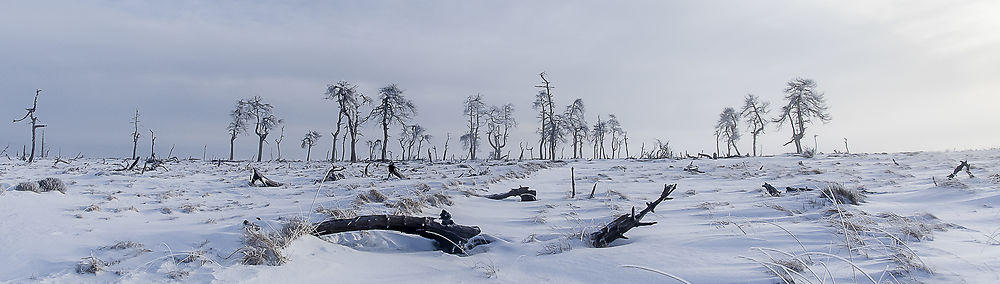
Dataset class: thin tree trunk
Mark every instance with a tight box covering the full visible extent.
[230,135,236,160]
[257,135,265,162]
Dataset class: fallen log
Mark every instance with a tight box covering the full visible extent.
[484,186,537,201]
[312,210,482,254]
[590,184,676,248]
[683,162,703,174]
[947,160,974,179]
[250,168,283,187]
[323,166,346,181]
[697,153,714,160]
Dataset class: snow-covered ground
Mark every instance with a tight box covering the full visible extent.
[2,150,1000,283]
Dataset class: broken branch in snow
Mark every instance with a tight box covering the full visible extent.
[387,162,407,179]
[947,160,974,179]
[590,184,676,248]
[250,168,283,187]
[762,183,781,197]
[484,186,536,201]
[683,162,703,174]
[323,166,346,181]
[312,210,482,254]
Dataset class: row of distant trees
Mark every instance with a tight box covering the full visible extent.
[9,75,830,164]
[714,78,832,157]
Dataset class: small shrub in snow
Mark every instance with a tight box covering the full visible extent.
[76,256,106,274]
[819,183,865,205]
[14,182,40,193]
[367,189,387,203]
[38,177,66,193]
[390,198,424,215]
[84,204,101,212]
[104,241,143,250]
[241,217,315,266]
[421,192,453,207]
[801,148,816,158]
[538,241,572,255]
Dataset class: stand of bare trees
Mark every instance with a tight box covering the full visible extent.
[461,94,485,160]
[563,99,588,159]
[715,107,740,157]
[325,81,369,162]
[370,84,416,161]
[775,78,831,154]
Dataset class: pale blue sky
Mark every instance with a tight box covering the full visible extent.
[2,1,998,160]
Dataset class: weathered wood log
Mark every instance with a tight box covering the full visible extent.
[590,184,676,248]
[947,160,974,179]
[762,183,781,197]
[388,162,407,179]
[324,166,346,181]
[312,210,481,254]
[697,153,714,160]
[250,168,283,187]
[683,162,703,174]
[785,186,814,192]
[484,186,537,201]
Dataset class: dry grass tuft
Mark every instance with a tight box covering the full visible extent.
[819,183,865,205]
[38,177,67,193]
[241,217,316,266]
[13,182,40,193]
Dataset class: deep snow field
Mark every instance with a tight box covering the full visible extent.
[2,150,1000,283]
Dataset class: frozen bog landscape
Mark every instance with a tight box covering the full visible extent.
[2,151,1000,283]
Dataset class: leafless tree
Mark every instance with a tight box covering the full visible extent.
[13,89,46,163]
[486,103,516,160]
[461,94,486,160]
[715,107,741,156]
[775,78,831,154]
[274,126,285,161]
[399,124,426,160]
[227,100,250,160]
[301,130,322,161]
[369,84,416,161]
[563,98,588,159]
[534,72,558,161]
[740,94,770,156]
[148,129,157,159]
[240,96,283,162]
[129,109,140,160]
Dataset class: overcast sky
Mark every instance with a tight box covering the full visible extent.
[2,1,999,160]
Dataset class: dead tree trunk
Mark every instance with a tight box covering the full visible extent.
[250,168,283,187]
[312,210,482,254]
[762,183,781,197]
[590,184,676,248]
[570,167,576,198]
[484,186,536,201]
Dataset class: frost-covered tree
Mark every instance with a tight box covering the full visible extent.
[563,99,588,159]
[607,114,626,159]
[461,94,486,160]
[227,101,250,161]
[715,107,741,157]
[740,94,770,156]
[301,130,322,161]
[369,84,416,161]
[401,124,426,160]
[486,104,516,160]
[775,78,831,154]
[13,89,45,163]
[592,115,608,159]
[325,81,369,162]
[240,96,283,162]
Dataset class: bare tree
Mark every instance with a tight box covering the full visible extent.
[563,99,588,159]
[129,109,140,160]
[369,84,416,161]
[274,126,285,161]
[715,107,741,156]
[534,72,558,161]
[740,94,770,156]
[301,130,322,161]
[13,89,45,163]
[400,124,427,160]
[228,100,250,160]
[240,96,283,162]
[775,78,831,154]
[461,94,486,160]
[486,103,516,160]
[148,129,157,159]
[532,90,549,160]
